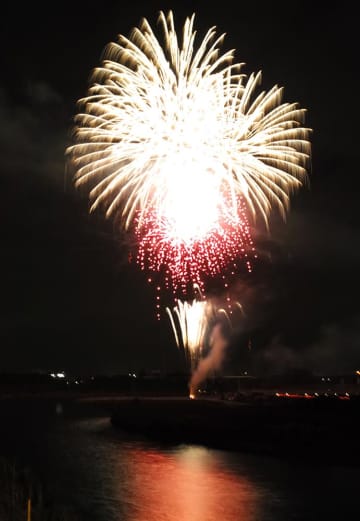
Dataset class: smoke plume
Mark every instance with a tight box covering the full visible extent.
[189,323,228,395]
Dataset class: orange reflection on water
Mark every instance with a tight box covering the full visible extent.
[117,445,260,521]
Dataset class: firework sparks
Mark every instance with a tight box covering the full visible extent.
[166,297,211,372]
[66,10,311,250]
[64,10,312,398]
[136,194,255,296]
[166,287,241,386]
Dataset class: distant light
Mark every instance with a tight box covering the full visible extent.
[56,372,65,378]
[50,373,56,378]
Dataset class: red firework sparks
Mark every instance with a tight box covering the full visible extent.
[135,195,255,298]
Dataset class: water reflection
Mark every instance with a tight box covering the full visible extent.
[1,402,359,521]
[115,445,261,521]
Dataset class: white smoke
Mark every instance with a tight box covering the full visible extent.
[189,323,228,395]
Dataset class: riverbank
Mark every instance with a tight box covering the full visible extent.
[110,396,360,465]
[1,391,359,466]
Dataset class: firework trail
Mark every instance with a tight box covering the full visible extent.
[66,10,311,296]
[166,297,211,373]
[166,287,243,395]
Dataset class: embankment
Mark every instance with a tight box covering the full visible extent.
[110,396,360,465]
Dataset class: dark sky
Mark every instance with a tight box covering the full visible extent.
[1,1,359,376]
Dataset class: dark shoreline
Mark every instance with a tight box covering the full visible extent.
[1,391,359,466]
[110,396,360,466]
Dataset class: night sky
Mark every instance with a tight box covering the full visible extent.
[1,1,359,376]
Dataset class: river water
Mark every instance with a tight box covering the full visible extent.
[0,397,359,520]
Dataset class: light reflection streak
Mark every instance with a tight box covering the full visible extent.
[114,445,261,521]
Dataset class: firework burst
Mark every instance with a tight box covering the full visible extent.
[66,11,311,252]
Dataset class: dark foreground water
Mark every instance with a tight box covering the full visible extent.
[0,397,359,521]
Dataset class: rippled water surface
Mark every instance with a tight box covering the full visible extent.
[0,398,359,520]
